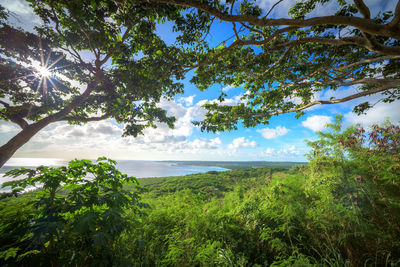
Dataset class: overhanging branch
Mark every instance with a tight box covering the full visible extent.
[143,0,400,39]
[60,112,112,123]
[266,81,399,116]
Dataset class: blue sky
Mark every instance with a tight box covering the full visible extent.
[0,0,399,162]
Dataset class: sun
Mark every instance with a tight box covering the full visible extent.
[37,66,52,78]
[1,39,67,97]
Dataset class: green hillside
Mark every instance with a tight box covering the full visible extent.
[1,120,399,266]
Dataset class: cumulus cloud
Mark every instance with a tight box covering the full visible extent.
[90,123,121,135]
[1,0,42,30]
[144,97,209,144]
[2,0,33,15]
[50,121,122,139]
[262,147,276,157]
[228,137,258,149]
[257,126,289,139]
[187,138,222,150]
[0,123,19,133]
[222,84,236,92]
[177,95,195,106]
[259,145,301,160]
[283,145,300,155]
[344,101,400,127]
[302,115,332,132]
[10,96,235,159]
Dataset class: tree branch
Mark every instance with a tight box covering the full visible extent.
[388,0,400,28]
[50,5,87,67]
[265,0,285,18]
[354,0,371,19]
[184,39,243,72]
[99,25,133,66]
[284,78,398,88]
[64,2,99,58]
[0,100,29,129]
[335,55,400,71]
[266,81,399,116]
[255,44,294,78]
[239,22,266,40]
[0,100,10,108]
[144,0,400,39]
[61,112,112,123]
[273,37,400,56]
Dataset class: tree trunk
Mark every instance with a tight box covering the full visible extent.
[0,72,104,167]
[0,118,53,168]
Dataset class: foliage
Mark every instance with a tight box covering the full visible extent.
[0,158,146,266]
[121,118,400,266]
[303,116,400,264]
[1,119,400,266]
[0,0,205,166]
[139,0,400,132]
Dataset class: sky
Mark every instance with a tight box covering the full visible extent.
[0,0,399,162]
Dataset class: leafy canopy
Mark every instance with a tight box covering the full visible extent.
[141,0,400,132]
[0,0,210,166]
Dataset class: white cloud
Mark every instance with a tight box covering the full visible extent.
[28,121,123,154]
[187,138,222,150]
[302,115,332,132]
[257,126,289,139]
[0,123,19,133]
[344,100,400,128]
[259,145,301,160]
[9,96,235,159]
[263,147,276,157]
[2,0,33,15]
[222,84,236,92]
[1,0,42,29]
[284,145,300,155]
[228,137,258,149]
[177,95,195,107]
[365,0,397,17]
[256,0,340,18]
[256,0,296,17]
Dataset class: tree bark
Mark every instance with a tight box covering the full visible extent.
[0,74,103,168]
[0,119,53,167]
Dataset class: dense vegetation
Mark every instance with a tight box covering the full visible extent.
[0,158,146,266]
[1,118,400,266]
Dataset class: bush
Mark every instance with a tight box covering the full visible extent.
[0,157,146,266]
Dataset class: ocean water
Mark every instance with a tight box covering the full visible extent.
[0,158,228,192]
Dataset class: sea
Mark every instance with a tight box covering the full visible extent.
[0,158,228,192]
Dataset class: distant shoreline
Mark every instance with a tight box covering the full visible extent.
[0,158,306,175]
[163,160,306,170]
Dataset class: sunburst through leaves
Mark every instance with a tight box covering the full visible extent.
[2,39,67,97]
[30,39,66,97]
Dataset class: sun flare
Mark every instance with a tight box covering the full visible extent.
[37,66,52,78]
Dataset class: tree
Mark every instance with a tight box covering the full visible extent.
[142,0,400,132]
[0,0,205,167]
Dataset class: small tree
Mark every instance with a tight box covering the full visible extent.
[0,157,147,265]
[0,0,204,166]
